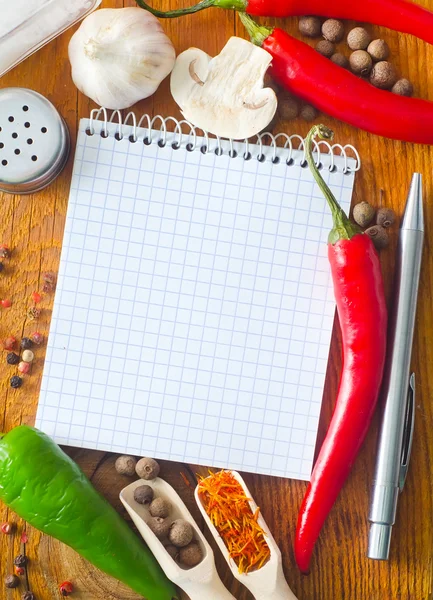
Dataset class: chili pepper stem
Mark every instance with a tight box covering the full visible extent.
[134,0,246,17]
[239,12,273,46]
[305,125,360,243]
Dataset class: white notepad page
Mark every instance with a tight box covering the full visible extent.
[36,117,356,480]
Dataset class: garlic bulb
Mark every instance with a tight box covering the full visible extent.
[68,7,176,110]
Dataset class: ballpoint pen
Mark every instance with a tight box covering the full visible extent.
[368,173,424,560]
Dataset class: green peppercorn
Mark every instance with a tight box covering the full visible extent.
[6,352,20,365]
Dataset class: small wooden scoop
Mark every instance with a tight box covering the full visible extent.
[120,478,236,600]
[194,471,298,600]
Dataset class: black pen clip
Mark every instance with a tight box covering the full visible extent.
[399,373,416,492]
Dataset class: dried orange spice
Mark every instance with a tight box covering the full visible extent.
[197,470,270,574]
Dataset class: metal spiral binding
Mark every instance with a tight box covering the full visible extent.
[88,108,361,173]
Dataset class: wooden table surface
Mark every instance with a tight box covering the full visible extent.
[1,1,433,599]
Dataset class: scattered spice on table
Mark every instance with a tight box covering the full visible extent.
[136,457,160,480]
[10,376,23,389]
[42,272,57,294]
[18,362,31,375]
[5,574,19,588]
[20,338,34,350]
[14,554,27,568]
[14,566,25,576]
[1,299,12,308]
[115,454,137,476]
[1,522,14,534]
[0,244,11,259]
[197,470,270,574]
[27,307,41,320]
[30,332,44,345]
[59,581,74,596]
[22,350,34,363]
[7,352,20,365]
[21,592,35,600]
[31,292,42,304]
[3,336,16,350]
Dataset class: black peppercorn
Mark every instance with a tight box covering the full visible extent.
[14,554,27,567]
[10,376,23,389]
[22,592,35,600]
[5,574,19,588]
[20,338,33,350]
[6,352,20,365]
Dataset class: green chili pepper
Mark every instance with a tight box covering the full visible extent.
[0,426,177,600]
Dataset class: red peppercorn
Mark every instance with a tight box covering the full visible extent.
[31,292,42,304]
[14,566,25,576]
[20,531,28,544]
[0,245,11,259]
[30,332,44,345]
[3,336,16,350]
[59,581,74,596]
[18,362,31,375]
[1,299,12,308]
[1,522,14,534]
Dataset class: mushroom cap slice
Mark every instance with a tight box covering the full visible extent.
[170,37,278,140]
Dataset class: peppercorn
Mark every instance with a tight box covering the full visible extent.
[149,497,172,519]
[1,522,14,534]
[22,592,35,600]
[353,201,376,228]
[20,338,33,350]
[59,581,74,596]
[27,307,41,320]
[298,16,322,38]
[300,104,318,122]
[7,352,20,365]
[30,332,44,345]
[316,40,335,58]
[322,19,345,43]
[370,61,398,89]
[148,517,171,539]
[367,39,390,62]
[115,455,137,476]
[1,299,12,308]
[3,336,16,350]
[136,457,160,480]
[0,245,11,259]
[330,53,349,69]
[42,272,56,293]
[347,27,371,50]
[376,207,397,228]
[169,520,194,548]
[278,93,300,121]
[366,225,390,250]
[15,566,25,576]
[179,542,203,567]
[133,485,154,505]
[5,574,19,589]
[165,544,179,561]
[350,50,373,76]
[22,350,34,363]
[18,362,31,375]
[392,79,414,97]
[10,376,23,389]
[14,555,27,567]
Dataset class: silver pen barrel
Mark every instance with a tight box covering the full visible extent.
[368,173,424,560]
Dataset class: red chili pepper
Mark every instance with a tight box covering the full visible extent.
[238,14,433,145]
[293,125,387,573]
[137,0,433,46]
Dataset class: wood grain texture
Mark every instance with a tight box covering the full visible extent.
[1,1,433,598]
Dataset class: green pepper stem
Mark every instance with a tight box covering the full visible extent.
[239,12,273,46]
[305,125,360,243]
[134,0,246,17]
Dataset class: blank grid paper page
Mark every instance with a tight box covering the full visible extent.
[36,118,354,480]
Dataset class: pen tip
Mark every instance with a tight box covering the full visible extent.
[402,173,424,232]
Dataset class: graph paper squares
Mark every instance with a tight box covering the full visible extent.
[36,118,355,481]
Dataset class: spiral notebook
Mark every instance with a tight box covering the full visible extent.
[36,109,359,480]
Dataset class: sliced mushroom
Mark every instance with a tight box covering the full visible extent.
[170,37,278,140]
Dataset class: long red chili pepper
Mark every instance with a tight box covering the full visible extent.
[237,14,433,145]
[294,125,387,573]
[136,0,433,46]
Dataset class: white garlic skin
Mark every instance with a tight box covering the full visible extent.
[68,7,176,110]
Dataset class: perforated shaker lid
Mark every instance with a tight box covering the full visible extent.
[0,88,70,194]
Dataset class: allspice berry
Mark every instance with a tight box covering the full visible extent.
[149,497,172,518]
[322,19,345,43]
[5,574,20,589]
[278,93,300,121]
[133,485,154,505]
[115,455,137,476]
[347,27,371,50]
[165,544,179,560]
[148,517,171,539]
[366,225,390,250]
[298,16,322,38]
[169,519,194,548]
[392,79,414,97]
[330,53,349,69]
[376,207,397,228]
[179,542,204,567]
[350,50,373,76]
[370,61,398,89]
[316,40,335,58]
[353,201,376,228]
[300,104,318,122]
[367,39,390,62]
[136,457,160,480]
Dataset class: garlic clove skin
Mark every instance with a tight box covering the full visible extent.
[69,7,176,110]
[170,37,277,140]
